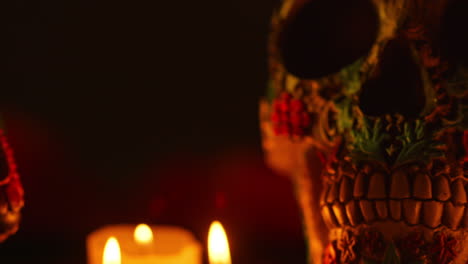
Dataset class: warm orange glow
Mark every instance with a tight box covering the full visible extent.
[134,224,153,244]
[208,221,231,264]
[103,237,121,264]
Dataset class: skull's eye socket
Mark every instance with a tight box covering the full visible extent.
[441,0,468,66]
[279,0,379,79]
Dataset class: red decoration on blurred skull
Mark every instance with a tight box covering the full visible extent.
[0,130,23,242]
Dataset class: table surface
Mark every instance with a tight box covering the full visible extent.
[0,235,307,264]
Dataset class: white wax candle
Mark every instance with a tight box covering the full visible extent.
[87,224,202,264]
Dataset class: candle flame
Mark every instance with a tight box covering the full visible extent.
[134,224,153,244]
[103,237,121,264]
[208,221,231,264]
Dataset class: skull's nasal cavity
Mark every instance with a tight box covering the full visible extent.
[359,39,425,118]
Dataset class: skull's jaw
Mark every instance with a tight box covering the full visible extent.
[321,157,468,264]
[323,222,468,264]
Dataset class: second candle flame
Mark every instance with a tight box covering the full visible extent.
[134,224,154,244]
[208,221,231,264]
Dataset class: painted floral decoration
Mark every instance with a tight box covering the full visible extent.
[361,230,385,260]
[431,232,458,264]
[323,243,338,264]
[0,130,23,211]
[338,231,357,264]
[271,92,311,137]
[398,232,426,262]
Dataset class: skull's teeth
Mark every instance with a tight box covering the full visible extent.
[326,182,339,203]
[332,203,349,226]
[463,208,468,228]
[353,173,367,198]
[413,172,432,199]
[443,202,464,229]
[434,176,451,201]
[339,177,353,203]
[367,172,386,199]
[321,169,468,230]
[359,200,377,222]
[375,201,388,219]
[389,200,402,220]
[322,205,340,229]
[423,201,443,228]
[402,200,422,225]
[451,179,467,205]
[345,200,362,226]
[390,170,410,199]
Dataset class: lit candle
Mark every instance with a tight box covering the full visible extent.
[103,237,121,264]
[208,221,231,264]
[87,224,202,264]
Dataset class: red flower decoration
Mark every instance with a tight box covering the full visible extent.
[271,92,311,137]
[399,232,426,261]
[338,231,357,264]
[361,230,385,259]
[420,44,440,68]
[431,232,458,264]
[0,130,23,211]
[323,243,338,264]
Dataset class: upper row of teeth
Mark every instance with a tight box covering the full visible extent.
[320,170,467,229]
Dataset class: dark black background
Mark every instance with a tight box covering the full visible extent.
[0,0,306,263]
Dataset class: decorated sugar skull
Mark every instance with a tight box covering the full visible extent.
[260,1,468,264]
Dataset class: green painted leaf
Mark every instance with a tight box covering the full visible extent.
[409,260,425,264]
[362,258,379,264]
[335,97,354,132]
[265,80,276,103]
[382,243,400,264]
[339,59,363,96]
[350,117,389,163]
[395,120,446,165]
